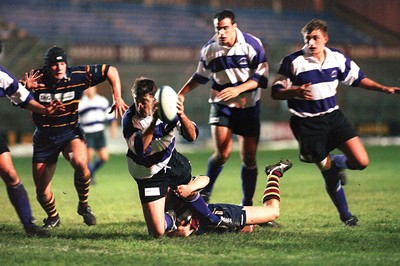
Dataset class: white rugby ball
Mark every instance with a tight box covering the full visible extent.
[155,85,178,123]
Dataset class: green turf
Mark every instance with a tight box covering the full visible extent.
[1,146,399,265]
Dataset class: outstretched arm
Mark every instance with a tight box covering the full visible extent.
[106,66,129,118]
[359,77,400,94]
[177,78,201,103]
[25,99,65,115]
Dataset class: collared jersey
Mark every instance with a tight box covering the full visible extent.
[272,46,366,118]
[31,64,110,133]
[122,105,199,180]
[0,65,33,107]
[78,94,113,133]
[192,28,269,109]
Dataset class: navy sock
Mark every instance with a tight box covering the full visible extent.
[187,193,220,224]
[89,158,105,177]
[203,157,223,194]
[7,183,33,227]
[330,154,348,169]
[241,165,257,206]
[322,165,352,221]
[164,213,174,231]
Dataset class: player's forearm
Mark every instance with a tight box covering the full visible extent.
[360,78,392,93]
[237,79,259,93]
[107,66,123,100]
[25,100,48,114]
[178,78,199,96]
[271,87,298,100]
[179,115,197,142]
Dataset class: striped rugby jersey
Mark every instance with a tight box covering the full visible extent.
[31,64,109,133]
[272,46,366,118]
[0,65,33,106]
[78,93,113,134]
[192,28,269,109]
[122,105,199,180]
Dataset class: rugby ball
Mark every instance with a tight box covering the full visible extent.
[155,85,178,123]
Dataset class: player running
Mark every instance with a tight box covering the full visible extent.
[23,46,128,228]
[271,19,400,225]
[178,9,269,206]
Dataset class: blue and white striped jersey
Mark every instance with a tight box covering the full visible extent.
[78,94,113,133]
[272,46,366,118]
[0,65,33,106]
[122,105,199,180]
[192,28,269,109]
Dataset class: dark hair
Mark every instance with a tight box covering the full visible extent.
[301,19,328,35]
[44,46,67,67]
[131,77,157,98]
[214,9,236,24]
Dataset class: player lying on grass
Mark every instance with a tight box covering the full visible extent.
[123,77,229,238]
[165,159,292,237]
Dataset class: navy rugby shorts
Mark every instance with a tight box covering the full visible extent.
[0,135,10,154]
[290,109,357,163]
[85,130,107,150]
[32,126,86,163]
[135,150,192,204]
[208,203,246,231]
[209,102,260,137]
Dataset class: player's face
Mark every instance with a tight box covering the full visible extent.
[214,17,237,47]
[303,29,328,57]
[49,61,67,80]
[134,93,156,118]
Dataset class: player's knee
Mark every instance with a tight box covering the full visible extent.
[271,207,280,221]
[351,158,369,170]
[0,170,20,186]
[149,228,165,238]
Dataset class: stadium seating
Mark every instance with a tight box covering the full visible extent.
[0,0,380,46]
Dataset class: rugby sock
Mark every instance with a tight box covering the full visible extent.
[186,193,220,224]
[74,173,91,206]
[7,182,33,226]
[322,165,352,221]
[203,157,224,196]
[330,154,348,169]
[241,165,257,206]
[37,192,58,219]
[90,158,105,176]
[164,212,174,231]
[262,174,280,203]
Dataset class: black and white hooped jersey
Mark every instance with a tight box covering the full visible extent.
[192,28,269,109]
[272,46,366,118]
[0,65,33,106]
[122,105,199,180]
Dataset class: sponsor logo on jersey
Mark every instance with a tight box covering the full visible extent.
[39,91,75,102]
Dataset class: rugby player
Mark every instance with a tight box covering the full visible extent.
[122,77,224,238]
[1,41,63,237]
[165,159,292,237]
[24,46,128,228]
[271,19,400,226]
[178,9,269,206]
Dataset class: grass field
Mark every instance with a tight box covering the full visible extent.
[1,146,399,265]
